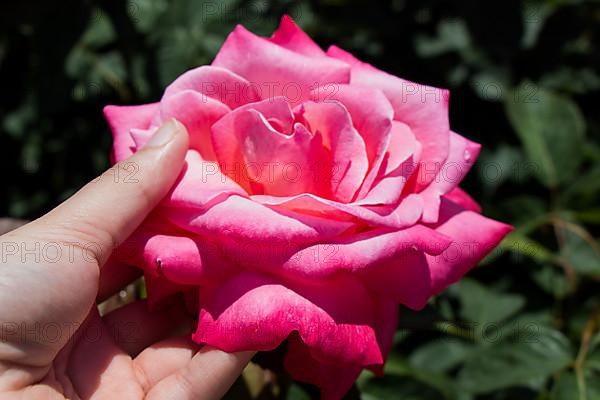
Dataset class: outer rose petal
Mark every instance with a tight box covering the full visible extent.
[104,103,159,162]
[362,251,433,310]
[444,187,482,213]
[420,132,481,223]
[370,296,400,370]
[230,224,451,283]
[212,25,350,106]
[115,218,236,286]
[162,65,262,109]
[126,128,248,209]
[166,195,355,245]
[158,90,230,161]
[426,199,513,295]
[284,336,363,400]
[327,45,450,190]
[168,150,248,209]
[269,15,326,57]
[194,272,383,367]
[283,296,398,399]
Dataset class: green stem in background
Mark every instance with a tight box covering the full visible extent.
[552,217,600,259]
[434,321,476,341]
[573,307,600,400]
[551,216,578,293]
[500,232,563,265]
[575,209,600,225]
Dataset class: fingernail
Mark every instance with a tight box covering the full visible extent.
[145,118,183,148]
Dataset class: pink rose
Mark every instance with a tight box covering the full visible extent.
[104,16,512,399]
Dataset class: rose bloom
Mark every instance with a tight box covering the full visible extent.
[104,16,512,399]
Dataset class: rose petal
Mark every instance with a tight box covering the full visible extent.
[252,192,424,230]
[300,100,369,202]
[384,121,420,176]
[283,295,398,399]
[362,251,433,310]
[241,114,326,196]
[162,65,261,109]
[310,85,394,199]
[194,272,383,367]
[420,132,481,223]
[284,336,363,400]
[143,272,193,310]
[246,224,451,282]
[164,150,247,210]
[426,199,513,295]
[104,103,159,162]
[269,15,325,57]
[355,121,420,206]
[327,45,450,190]
[114,217,236,286]
[211,97,298,192]
[213,25,350,105]
[166,195,355,246]
[157,90,230,160]
[211,99,327,196]
[444,187,481,213]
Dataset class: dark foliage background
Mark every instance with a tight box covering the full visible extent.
[1,0,600,399]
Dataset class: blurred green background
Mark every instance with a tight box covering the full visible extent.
[1,0,600,399]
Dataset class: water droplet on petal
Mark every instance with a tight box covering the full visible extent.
[463,150,471,162]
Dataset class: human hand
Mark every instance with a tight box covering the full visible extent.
[0,119,253,399]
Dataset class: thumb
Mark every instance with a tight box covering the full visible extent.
[29,118,189,266]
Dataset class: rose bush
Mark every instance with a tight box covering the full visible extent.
[104,16,512,399]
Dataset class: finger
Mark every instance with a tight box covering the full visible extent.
[145,347,255,400]
[132,336,199,393]
[102,299,192,356]
[67,309,144,399]
[27,118,188,266]
[0,384,65,400]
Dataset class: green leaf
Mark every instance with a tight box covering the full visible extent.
[358,376,444,400]
[470,69,510,102]
[521,1,554,49]
[458,327,573,394]
[128,0,169,33]
[414,18,471,57]
[81,9,116,47]
[532,264,570,299]
[495,232,558,265]
[383,353,465,400]
[558,223,600,276]
[561,165,600,209]
[286,383,312,400]
[500,195,548,228]
[409,338,472,373]
[477,145,530,194]
[551,371,600,400]
[458,279,526,328]
[505,83,586,188]
[540,67,600,94]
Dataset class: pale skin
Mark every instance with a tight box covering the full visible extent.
[0,119,254,399]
